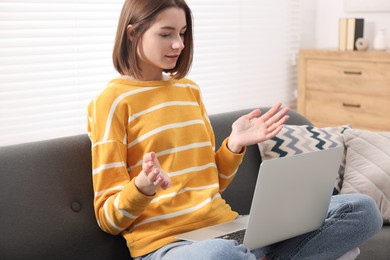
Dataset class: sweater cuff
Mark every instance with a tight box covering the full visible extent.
[223,137,246,155]
[217,138,246,167]
[121,179,155,213]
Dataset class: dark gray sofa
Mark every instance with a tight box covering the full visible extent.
[0,108,388,260]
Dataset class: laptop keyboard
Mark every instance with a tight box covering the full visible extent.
[216,229,246,244]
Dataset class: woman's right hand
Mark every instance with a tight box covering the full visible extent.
[134,152,171,196]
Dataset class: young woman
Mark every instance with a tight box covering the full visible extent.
[87,0,382,259]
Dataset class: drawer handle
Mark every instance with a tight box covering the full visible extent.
[342,103,361,108]
[343,71,362,75]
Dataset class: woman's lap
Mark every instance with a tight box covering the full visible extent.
[136,194,382,260]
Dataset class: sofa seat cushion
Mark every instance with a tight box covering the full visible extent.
[357,225,390,259]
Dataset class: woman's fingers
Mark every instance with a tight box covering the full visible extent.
[141,151,171,190]
[263,106,289,127]
[153,175,163,187]
[261,103,282,121]
[265,125,284,139]
[146,165,171,189]
[142,152,156,172]
[161,180,170,190]
[246,108,261,120]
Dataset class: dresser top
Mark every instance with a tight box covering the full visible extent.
[299,49,390,62]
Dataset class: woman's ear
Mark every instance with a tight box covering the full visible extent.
[126,24,135,41]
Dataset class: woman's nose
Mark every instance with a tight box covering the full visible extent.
[172,36,185,50]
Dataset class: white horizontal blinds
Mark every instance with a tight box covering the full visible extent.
[0,0,300,146]
[0,0,124,146]
[187,0,300,114]
[287,0,301,107]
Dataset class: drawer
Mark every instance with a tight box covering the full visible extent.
[306,60,390,96]
[304,90,390,131]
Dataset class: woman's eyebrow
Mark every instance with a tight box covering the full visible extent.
[159,25,187,31]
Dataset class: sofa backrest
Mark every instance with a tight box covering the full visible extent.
[0,107,311,260]
[0,135,130,260]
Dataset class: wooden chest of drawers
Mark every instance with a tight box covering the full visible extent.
[297,50,390,131]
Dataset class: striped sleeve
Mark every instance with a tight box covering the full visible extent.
[193,86,246,192]
[215,138,246,192]
[87,95,153,235]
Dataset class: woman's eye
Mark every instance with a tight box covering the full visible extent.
[160,34,170,38]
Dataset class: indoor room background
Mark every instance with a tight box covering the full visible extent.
[1,0,389,146]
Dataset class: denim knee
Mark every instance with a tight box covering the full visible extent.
[352,193,383,236]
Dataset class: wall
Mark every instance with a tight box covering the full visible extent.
[315,0,390,49]
[187,0,301,114]
[299,0,317,49]
[0,1,302,146]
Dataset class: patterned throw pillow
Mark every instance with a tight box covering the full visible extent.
[258,125,350,192]
[340,129,390,223]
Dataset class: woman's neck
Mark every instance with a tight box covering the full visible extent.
[121,73,171,82]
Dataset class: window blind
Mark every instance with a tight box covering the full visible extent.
[0,0,300,147]
[0,0,124,146]
[187,0,301,114]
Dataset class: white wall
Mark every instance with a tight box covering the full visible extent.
[314,0,390,49]
[187,0,301,114]
[299,0,317,49]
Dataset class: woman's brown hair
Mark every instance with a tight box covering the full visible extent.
[112,0,193,80]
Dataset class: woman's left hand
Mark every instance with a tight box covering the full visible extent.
[227,103,289,153]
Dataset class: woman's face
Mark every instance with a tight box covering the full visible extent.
[137,7,187,81]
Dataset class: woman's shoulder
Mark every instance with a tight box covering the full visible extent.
[173,77,200,91]
[93,77,141,103]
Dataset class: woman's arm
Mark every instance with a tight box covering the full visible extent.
[214,103,289,192]
[87,97,171,235]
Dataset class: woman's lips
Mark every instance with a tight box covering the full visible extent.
[166,55,179,61]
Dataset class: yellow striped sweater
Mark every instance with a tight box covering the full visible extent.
[87,77,245,257]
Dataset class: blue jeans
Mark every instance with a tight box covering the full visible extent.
[135,194,382,260]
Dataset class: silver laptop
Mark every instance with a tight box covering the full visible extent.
[175,147,343,250]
